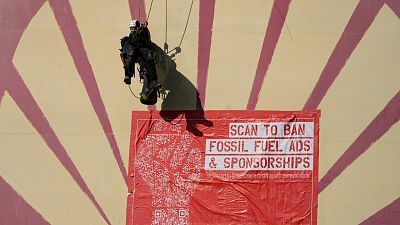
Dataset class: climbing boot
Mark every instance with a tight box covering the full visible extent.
[124,76,131,85]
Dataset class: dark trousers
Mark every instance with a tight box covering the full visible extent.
[124,48,158,92]
[124,49,157,80]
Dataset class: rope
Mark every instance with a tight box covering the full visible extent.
[146,0,155,21]
[273,1,294,42]
[164,0,168,52]
[177,0,194,48]
[128,85,141,99]
[128,83,159,100]
[167,0,195,54]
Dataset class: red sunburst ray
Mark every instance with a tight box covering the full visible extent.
[197,0,216,107]
[0,0,43,105]
[128,0,147,22]
[0,84,5,105]
[303,0,385,110]
[319,91,400,193]
[48,0,128,184]
[0,0,112,223]
[247,0,292,110]
[360,196,400,224]
[0,177,51,225]
[385,0,400,19]
[5,63,112,225]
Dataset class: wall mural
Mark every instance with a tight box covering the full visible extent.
[0,0,399,224]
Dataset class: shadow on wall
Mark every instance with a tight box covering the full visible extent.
[150,43,213,137]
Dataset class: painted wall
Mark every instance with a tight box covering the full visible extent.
[0,0,399,224]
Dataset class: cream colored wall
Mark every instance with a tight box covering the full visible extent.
[0,0,399,225]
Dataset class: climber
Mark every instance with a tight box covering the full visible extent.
[120,20,160,105]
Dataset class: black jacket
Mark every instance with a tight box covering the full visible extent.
[120,26,151,56]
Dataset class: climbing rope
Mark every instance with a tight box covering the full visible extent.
[273,1,294,42]
[138,0,155,23]
[128,85,141,99]
[147,0,155,22]
[128,70,161,101]
[135,0,195,53]
[164,0,169,52]
[174,0,194,52]
[167,0,195,54]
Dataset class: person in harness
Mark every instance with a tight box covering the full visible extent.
[120,20,160,105]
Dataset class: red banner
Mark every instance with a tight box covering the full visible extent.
[126,110,320,225]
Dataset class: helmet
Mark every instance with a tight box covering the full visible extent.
[129,20,139,28]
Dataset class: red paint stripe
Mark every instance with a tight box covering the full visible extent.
[5,65,112,225]
[303,0,384,110]
[128,0,136,20]
[0,2,111,223]
[0,84,5,105]
[0,3,111,222]
[385,0,400,18]
[128,0,147,22]
[197,0,216,107]
[360,197,400,225]
[0,1,113,223]
[0,177,51,225]
[0,0,45,62]
[48,0,128,184]
[319,91,400,193]
[246,0,291,110]
[148,105,156,110]
[0,0,43,106]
